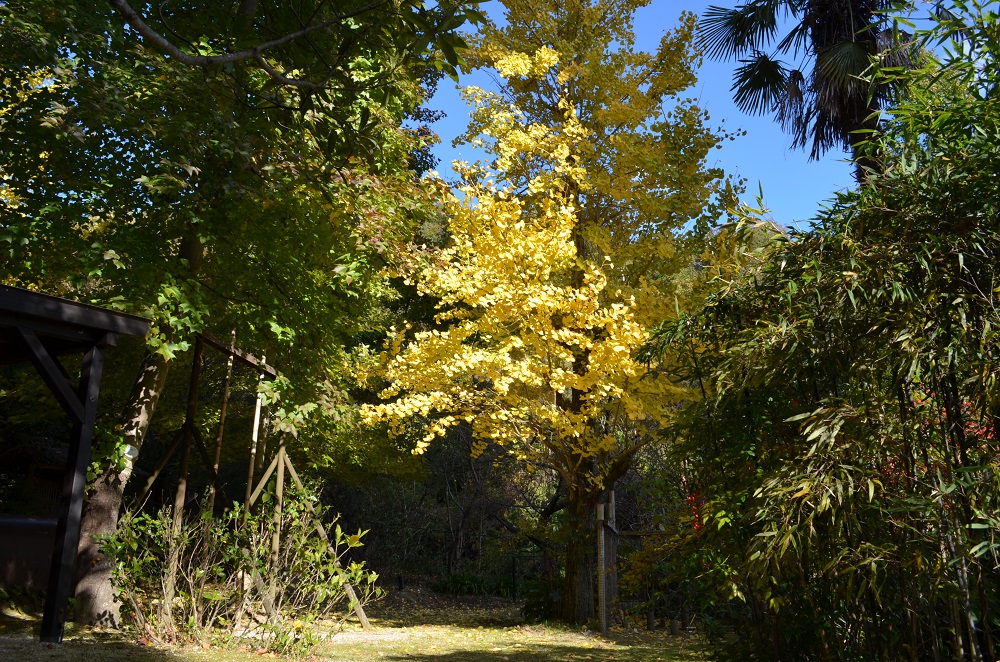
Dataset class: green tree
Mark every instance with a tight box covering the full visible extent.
[0,0,478,624]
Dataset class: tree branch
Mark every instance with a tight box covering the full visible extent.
[109,0,392,88]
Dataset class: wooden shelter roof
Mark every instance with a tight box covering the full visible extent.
[0,285,150,364]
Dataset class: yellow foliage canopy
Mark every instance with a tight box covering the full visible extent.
[362,51,701,489]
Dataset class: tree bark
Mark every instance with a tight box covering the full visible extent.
[74,344,172,625]
[560,490,597,624]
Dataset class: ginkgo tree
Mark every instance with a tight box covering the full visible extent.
[363,0,734,623]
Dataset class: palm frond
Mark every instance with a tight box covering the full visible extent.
[775,19,811,57]
[732,51,789,115]
[776,68,809,146]
[699,0,787,60]
[816,40,873,89]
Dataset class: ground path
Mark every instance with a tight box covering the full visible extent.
[0,583,710,661]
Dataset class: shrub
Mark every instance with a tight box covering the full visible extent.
[104,492,378,655]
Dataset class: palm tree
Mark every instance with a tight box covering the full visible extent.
[700,0,909,175]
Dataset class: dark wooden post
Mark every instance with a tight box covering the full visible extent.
[607,489,619,624]
[40,341,107,642]
[207,330,235,515]
[597,502,607,634]
[163,337,203,625]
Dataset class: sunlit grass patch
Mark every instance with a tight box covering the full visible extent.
[318,620,709,662]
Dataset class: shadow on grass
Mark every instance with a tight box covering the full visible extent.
[366,592,524,631]
[322,619,709,662]
[0,610,175,662]
[0,635,177,662]
[373,641,698,662]
[372,608,524,630]
[383,645,615,662]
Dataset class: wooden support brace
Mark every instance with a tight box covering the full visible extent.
[282,454,371,629]
[131,429,184,510]
[17,327,84,424]
[191,427,221,486]
[247,453,280,508]
[237,550,279,623]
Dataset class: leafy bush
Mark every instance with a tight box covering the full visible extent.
[104,492,378,655]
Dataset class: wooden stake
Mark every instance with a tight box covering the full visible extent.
[243,355,266,511]
[164,337,203,627]
[267,442,286,623]
[207,329,235,514]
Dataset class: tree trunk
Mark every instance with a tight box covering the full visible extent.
[75,229,202,626]
[74,348,172,625]
[560,492,596,624]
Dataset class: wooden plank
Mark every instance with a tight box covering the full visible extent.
[0,285,150,337]
[40,343,106,642]
[199,332,277,378]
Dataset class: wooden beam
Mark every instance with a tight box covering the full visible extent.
[0,313,107,345]
[199,332,277,378]
[17,327,84,424]
[40,343,106,642]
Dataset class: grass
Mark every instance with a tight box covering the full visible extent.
[320,622,709,662]
[0,585,711,661]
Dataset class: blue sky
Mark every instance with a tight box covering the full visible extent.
[426,0,857,229]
